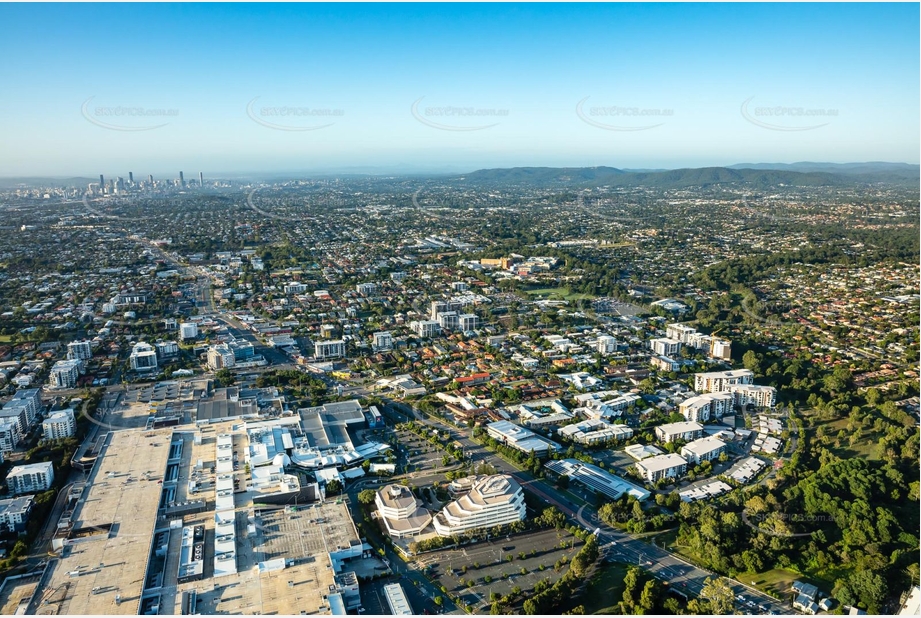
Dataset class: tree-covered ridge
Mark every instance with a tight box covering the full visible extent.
[457,166,920,189]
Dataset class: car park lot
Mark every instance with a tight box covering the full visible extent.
[417,528,585,612]
[392,427,451,474]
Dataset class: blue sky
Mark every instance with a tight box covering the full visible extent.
[0,3,917,176]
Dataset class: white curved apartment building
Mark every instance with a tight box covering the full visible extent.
[433,474,526,536]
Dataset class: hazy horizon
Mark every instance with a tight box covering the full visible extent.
[1,3,918,176]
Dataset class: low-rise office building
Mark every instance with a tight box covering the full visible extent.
[375,484,432,539]
[486,420,560,456]
[383,583,413,615]
[545,459,650,501]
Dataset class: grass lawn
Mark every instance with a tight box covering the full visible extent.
[811,417,882,460]
[0,334,12,343]
[583,561,630,614]
[739,568,832,600]
[524,287,595,301]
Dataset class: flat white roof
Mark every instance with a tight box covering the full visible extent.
[384,583,413,615]
[624,443,664,460]
[682,436,726,456]
[637,453,688,473]
[656,421,703,434]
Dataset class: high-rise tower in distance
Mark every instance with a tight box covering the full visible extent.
[199,171,204,187]
[128,171,134,184]
[179,171,185,187]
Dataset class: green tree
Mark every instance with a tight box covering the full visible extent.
[700,577,735,615]
[833,570,889,614]
[325,479,342,495]
[742,350,761,374]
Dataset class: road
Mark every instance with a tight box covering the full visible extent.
[386,401,792,614]
[136,236,215,315]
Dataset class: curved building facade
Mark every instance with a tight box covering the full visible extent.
[433,474,526,536]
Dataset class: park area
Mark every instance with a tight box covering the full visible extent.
[524,287,595,301]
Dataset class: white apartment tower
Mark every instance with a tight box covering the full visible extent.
[458,314,479,331]
[650,337,682,357]
[43,409,76,441]
[372,331,393,351]
[596,335,617,354]
[179,322,199,340]
[129,342,158,371]
[355,283,378,296]
[207,344,236,370]
[410,320,441,338]
[694,369,754,393]
[49,360,81,389]
[67,340,93,361]
[314,339,346,360]
[6,462,55,495]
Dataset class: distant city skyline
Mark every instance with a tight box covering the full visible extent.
[0,3,918,176]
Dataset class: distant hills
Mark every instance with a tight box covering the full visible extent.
[455,163,919,189]
[726,161,920,177]
[1,162,917,190]
[0,176,98,189]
